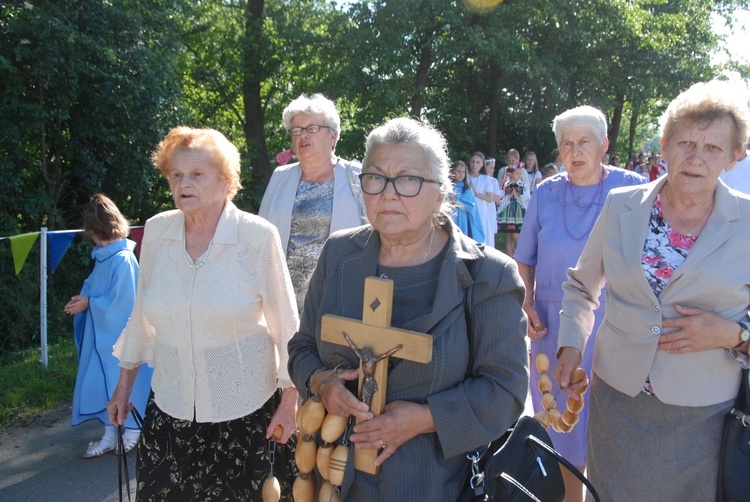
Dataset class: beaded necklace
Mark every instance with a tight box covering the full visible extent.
[561,167,606,241]
[183,228,214,269]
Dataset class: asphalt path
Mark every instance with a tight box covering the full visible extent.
[0,370,535,501]
[0,403,136,502]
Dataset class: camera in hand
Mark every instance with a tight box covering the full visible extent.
[505,182,523,194]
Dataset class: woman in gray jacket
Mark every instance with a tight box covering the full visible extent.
[287,117,528,501]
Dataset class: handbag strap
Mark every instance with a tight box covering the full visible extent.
[526,435,602,502]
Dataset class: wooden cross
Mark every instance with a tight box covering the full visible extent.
[321,276,433,474]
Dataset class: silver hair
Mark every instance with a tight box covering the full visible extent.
[552,105,608,146]
[282,93,342,137]
[659,80,750,151]
[362,117,452,219]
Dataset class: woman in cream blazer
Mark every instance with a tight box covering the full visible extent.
[555,81,750,501]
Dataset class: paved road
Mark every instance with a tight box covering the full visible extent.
[0,403,136,502]
[0,387,535,501]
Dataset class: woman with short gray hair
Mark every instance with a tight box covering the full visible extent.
[260,93,366,311]
[288,117,528,500]
[515,105,645,501]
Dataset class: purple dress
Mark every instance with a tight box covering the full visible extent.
[515,167,645,465]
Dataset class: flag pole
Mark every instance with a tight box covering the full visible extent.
[40,226,48,368]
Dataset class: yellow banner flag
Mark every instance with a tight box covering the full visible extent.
[9,232,39,276]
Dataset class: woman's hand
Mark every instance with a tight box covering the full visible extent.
[522,302,547,339]
[311,368,372,422]
[107,367,140,426]
[659,305,745,353]
[552,347,585,399]
[349,401,435,467]
[63,295,88,315]
[267,387,298,444]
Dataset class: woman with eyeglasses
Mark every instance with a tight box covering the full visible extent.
[259,93,368,312]
[287,117,528,500]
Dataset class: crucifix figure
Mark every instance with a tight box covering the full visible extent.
[321,276,433,474]
[342,331,403,408]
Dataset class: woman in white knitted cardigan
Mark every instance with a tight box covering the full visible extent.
[107,127,299,500]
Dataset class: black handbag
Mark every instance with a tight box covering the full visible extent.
[717,369,750,502]
[461,416,600,502]
[460,256,600,502]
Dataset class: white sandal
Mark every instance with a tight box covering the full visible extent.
[114,434,139,454]
[82,436,116,459]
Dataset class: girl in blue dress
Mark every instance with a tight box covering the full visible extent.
[449,160,484,244]
[64,194,153,458]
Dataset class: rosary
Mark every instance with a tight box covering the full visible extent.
[533,341,588,432]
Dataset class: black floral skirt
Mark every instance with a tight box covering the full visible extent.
[136,391,297,501]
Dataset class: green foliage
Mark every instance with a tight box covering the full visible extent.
[0,337,77,430]
[0,0,746,361]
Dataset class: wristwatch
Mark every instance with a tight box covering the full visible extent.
[734,322,750,349]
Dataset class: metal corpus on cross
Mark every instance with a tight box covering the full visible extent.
[321,276,433,474]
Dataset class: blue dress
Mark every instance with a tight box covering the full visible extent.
[452,181,485,244]
[72,239,153,429]
[515,168,645,465]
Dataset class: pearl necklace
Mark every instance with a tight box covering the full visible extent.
[562,168,606,241]
[183,235,214,269]
[421,226,436,264]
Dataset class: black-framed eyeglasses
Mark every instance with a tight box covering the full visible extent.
[359,173,441,197]
[288,125,332,136]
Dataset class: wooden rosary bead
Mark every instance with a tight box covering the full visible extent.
[566,395,585,413]
[272,424,283,442]
[557,419,574,433]
[299,396,326,436]
[328,444,349,487]
[318,481,341,502]
[570,367,586,384]
[316,442,334,481]
[575,379,589,395]
[295,435,318,475]
[320,413,348,444]
[541,392,556,411]
[549,409,563,432]
[562,409,580,427]
[261,475,281,502]
[538,373,553,394]
[292,472,317,502]
[533,409,551,428]
[535,352,550,374]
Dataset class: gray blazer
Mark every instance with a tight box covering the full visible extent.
[559,177,750,406]
[288,221,528,501]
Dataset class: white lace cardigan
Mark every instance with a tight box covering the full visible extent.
[114,201,299,422]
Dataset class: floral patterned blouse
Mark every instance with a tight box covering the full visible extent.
[640,193,697,394]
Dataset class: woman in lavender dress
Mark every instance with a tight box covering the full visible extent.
[515,105,645,501]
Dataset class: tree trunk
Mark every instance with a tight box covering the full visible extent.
[628,100,639,158]
[410,37,432,119]
[243,0,271,184]
[609,92,624,155]
[486,61,501,157]
[467,54,478,148]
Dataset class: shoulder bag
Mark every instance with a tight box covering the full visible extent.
[717,368,750,502]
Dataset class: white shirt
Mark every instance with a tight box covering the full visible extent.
[721,153,750,194]
[114,202,299,422]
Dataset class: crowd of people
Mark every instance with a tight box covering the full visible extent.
[61,81,749,501]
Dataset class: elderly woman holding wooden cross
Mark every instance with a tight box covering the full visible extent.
[287,117,528,501]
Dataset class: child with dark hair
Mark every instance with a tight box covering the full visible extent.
[64,194,153,458]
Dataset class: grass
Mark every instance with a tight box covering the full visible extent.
[0,338,78,430]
